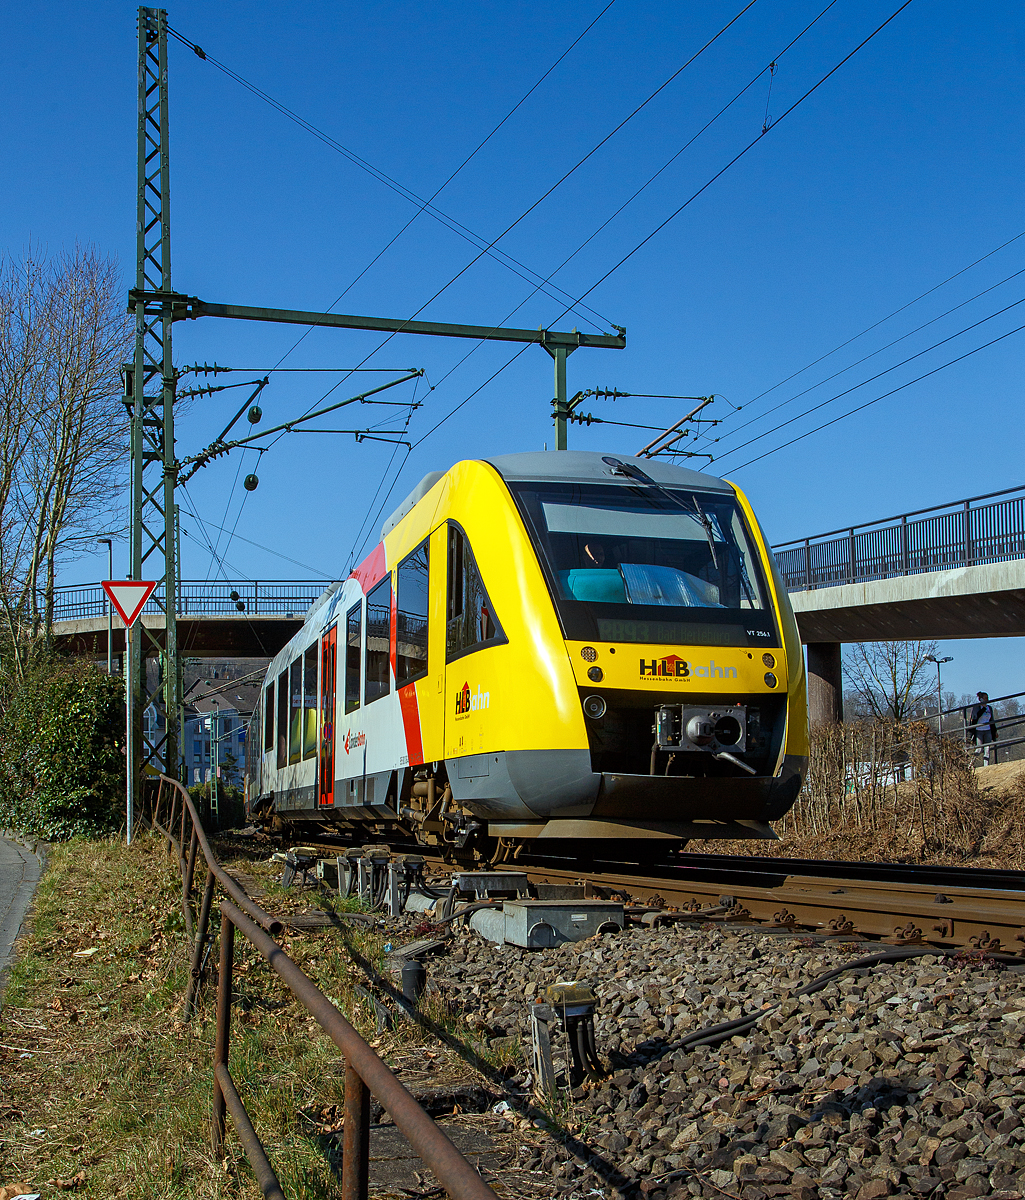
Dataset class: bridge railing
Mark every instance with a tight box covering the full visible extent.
[52,579,328,622]
[772,484,1025,592]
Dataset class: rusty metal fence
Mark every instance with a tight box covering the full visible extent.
[145,773,498,1200]
[772,483,1025,592]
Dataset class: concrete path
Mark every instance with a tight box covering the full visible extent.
[0,835,43,996]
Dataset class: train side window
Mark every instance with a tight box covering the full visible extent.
[345,603,362,714]
[396,540,429,687]
[446,524,504,661]
[288,659,302,764]
[263,680,274,752]
[302,644,318,760]
[365,576,392,704]
[276,668,288,768]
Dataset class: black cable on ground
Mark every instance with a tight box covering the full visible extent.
[677,945,1025,1051]
[433,901,502,928]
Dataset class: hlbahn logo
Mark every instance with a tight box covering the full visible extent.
[454,682,490,718]
[639,655,737,680]
[640,654,690,678]
[343,730,366,755]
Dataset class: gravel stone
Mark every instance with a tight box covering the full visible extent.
[405,908,1025,1199]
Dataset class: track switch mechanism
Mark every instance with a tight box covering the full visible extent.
[531,980,605,1097]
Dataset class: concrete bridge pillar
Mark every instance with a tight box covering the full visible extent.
[806,642,844,727]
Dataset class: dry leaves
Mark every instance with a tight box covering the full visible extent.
[48,1172,86,1191]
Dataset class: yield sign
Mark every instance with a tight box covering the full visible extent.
[101,580,157,628]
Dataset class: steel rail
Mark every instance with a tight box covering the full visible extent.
[524,848,1025,893]
[414,855,1025,952]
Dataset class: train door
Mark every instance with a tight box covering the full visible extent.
[319,625,337,805]
[444,523,504,760]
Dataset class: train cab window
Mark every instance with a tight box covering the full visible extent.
[288,659,302,764]
[446,524,505,661]
[345,603,362,714]
[276,668,288,768]
[509,480,776,647]
[365,576,392,704]
[263,681,274,752]
[302,644,318,760]
[396,541,429,686]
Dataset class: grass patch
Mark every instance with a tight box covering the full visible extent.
[0,834,518,1199]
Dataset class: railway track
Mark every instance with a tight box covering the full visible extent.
[412,852,1025,954]
[272,830,1025,953]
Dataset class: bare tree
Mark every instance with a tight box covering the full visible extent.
[0,245,131,673]
[843,639,939,723]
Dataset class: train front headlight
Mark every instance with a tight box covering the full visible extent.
[583,694,607,720]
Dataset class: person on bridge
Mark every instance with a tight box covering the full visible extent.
[968,692,997,765]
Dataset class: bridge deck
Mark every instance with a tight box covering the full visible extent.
[54,614,305,659]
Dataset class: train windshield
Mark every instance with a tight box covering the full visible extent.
[510,481,778,647]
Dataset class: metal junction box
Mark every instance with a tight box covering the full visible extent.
[502,899,624,949]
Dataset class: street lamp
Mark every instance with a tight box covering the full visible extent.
[97,537,113,674]
[925,655,953,732]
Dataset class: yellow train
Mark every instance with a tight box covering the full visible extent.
[246,450,808,857]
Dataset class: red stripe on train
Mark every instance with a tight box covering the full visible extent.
[349,543,387,593]
[398,683,424,767]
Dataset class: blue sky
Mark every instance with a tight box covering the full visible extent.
[2,1,1022,698]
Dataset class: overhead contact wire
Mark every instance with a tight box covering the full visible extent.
[166,23,614,331]
[520,0,842,303]
[559,0,918,316]
[414,0,917,451]
[265,0,767,450]
[288,0,622,340]
[731,320,1025,471]
[721,228,1025,418]
[714,295,1025,461]
[709,266,1025,452]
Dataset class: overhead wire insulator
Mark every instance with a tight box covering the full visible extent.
[180,362,232,376]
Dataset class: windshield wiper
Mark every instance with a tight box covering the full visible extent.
[602,456,721,573]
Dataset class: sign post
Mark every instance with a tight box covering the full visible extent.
[102,580,157,844]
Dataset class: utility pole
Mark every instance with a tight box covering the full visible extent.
[97,538,113,674]
[129,7,179,806]
[209,702,219,825]
[547,345,572,450]
[124,8,625,818]
[926,654,953,733]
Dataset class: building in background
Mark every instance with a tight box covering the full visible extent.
[182,678,261,786]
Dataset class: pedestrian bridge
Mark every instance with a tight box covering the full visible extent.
[772,483,1025,722]
[52,580,326,659]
